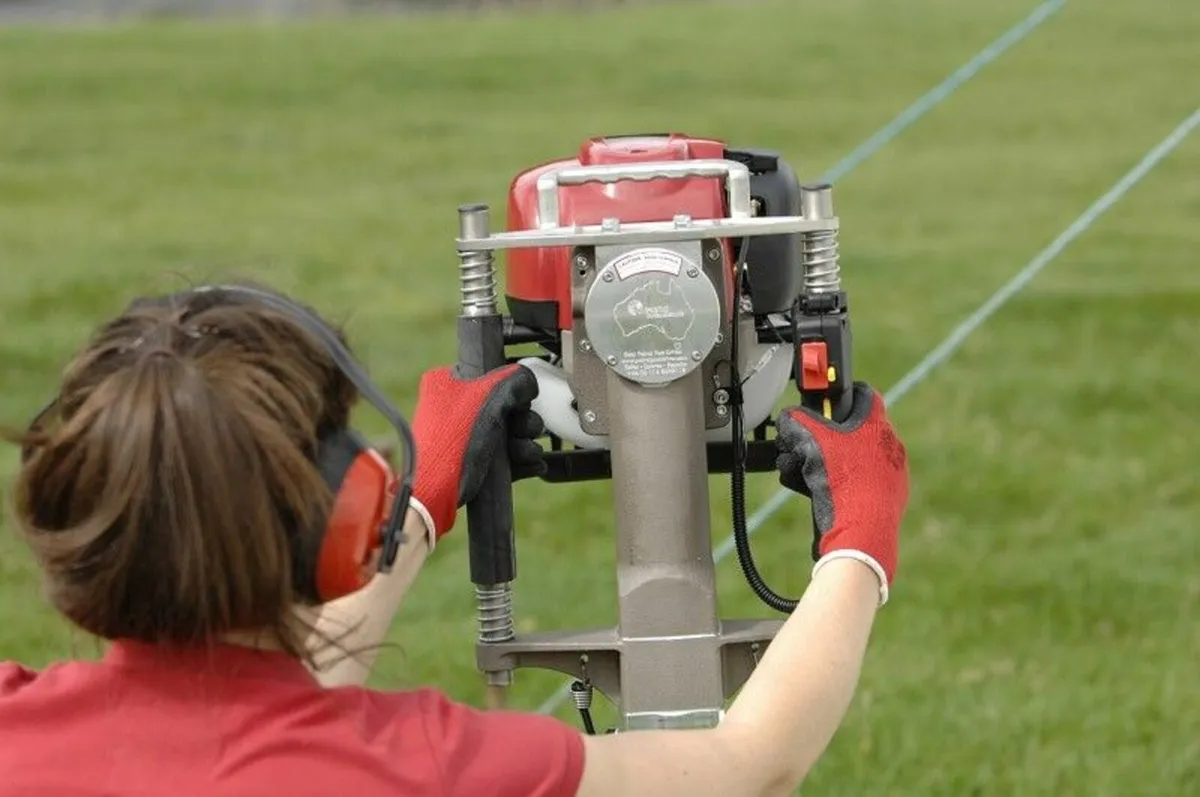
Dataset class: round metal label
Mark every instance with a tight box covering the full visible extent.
[583,247,722,386]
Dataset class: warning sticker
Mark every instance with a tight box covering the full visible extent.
[611,248,684,282]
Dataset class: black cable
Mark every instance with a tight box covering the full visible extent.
[728,239,801,614]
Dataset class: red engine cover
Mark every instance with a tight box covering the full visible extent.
[505,134,732,331]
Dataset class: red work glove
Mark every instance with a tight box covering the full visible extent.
[775,382,909,606]
[408,364,546,546]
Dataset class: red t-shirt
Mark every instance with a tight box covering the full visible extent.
[0,640,585,797]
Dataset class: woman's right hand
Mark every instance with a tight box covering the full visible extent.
[775,381,910,606]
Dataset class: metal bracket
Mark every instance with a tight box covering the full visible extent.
[475,618,783,718]
[567,239,733,436]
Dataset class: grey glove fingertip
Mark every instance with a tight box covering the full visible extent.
[508,438,544,465]
[506,364,541,404]
[510,409,545,440]
[775,450,812,498]
[774,408,807,438]
[511,460,549,482]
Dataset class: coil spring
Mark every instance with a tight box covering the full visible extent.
[801,228,841,294]
[570,680,594,712]
[475,584,515,643]
[459,248,498,314]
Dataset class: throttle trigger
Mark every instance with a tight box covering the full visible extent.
[800,341,830,391]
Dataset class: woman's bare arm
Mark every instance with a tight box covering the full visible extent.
[306,508,432,687]
[575,557,880,797]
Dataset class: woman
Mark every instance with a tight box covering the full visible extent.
[0,283,908,796]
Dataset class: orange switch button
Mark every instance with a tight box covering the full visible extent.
[800,341,830,391]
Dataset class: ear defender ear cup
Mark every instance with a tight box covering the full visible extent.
[307,428,395,603]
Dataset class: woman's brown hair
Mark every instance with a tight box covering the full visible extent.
[5,285,359,660]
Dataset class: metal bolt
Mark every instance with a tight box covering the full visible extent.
[691,351,703,361]
[686,267,699,278]
[602,271,614,282]
[579,339,592,352]
[713,388,730,405]
[715,332,724,344]
[605,355,617,366]
[574,255,588,269]
[707,247,721,261]
[582,410,597,423]
[715,404,729,418]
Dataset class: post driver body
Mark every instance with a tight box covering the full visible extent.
[452,134,853,731]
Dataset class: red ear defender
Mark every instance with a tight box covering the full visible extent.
[315,447,395,602]
[133,284,419,603]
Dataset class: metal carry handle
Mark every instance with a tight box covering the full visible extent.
[456,158,837,253]
[536,159,754,229]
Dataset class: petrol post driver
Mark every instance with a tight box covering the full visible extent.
[451,134,853,730]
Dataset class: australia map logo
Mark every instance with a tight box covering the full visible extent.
[614,279,696,342]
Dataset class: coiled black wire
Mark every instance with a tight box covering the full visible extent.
[728,238,801,614]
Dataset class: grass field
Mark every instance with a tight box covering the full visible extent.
[2,0,1199,793]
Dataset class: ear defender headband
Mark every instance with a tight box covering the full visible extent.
[23,285,417,604]
[193,285,417,602]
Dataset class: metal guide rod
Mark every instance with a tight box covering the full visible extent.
[800,183,835,229]
[799,183,839,298]
[455,204,517,709]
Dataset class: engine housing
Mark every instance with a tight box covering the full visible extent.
[503,134,804,333]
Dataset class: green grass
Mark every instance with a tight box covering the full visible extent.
[2,0,1199,793]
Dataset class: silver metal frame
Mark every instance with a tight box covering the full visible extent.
[455,160,836,730]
